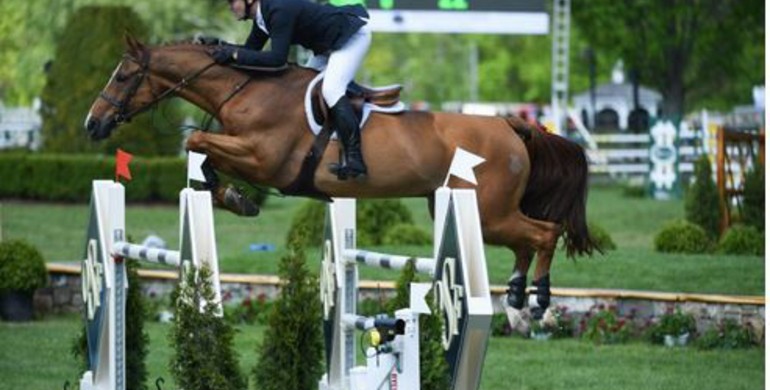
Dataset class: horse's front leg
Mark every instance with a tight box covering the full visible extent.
[186,130,260,217]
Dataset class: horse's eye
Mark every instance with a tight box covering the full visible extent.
[115,73,129,82]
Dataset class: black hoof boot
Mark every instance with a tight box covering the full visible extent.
[506,275,527,310]
[222,185,260,217]
[531,275,551,320]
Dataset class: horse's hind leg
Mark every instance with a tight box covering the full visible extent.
[501,211,560,320]
[507,249,533,310]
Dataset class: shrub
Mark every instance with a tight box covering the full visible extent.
[253,237,323,390]
[580,305,634,345]
[742,160,764,231]
[588,221,616,251]
[695,319,757,350]
[285,199,326,248]
[286,198,416,248]
[357,200,414,246]
[383,223,432,246]
[684,155,721,239]
[654,219,712,254]
[491,313,513,337]
[646,308,696,345]
[717,225,764,256]
[170,264,245,390]
[0,240,48,292]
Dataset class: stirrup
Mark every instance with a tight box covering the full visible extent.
[328,162,367,181]
[222,186,260,217]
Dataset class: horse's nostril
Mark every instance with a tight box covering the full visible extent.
[86,118,99,132]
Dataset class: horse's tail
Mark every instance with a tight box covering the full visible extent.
[506,116,601,258]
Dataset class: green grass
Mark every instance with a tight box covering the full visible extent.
[0,315,763,390]
[0,186,764,294]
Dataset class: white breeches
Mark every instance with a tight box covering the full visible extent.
[305,24,371,107]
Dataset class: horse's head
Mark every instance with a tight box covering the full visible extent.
[85,35,159,140]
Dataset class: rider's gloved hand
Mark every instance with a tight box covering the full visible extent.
[211,46,237,64]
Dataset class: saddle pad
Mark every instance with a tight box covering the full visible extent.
[304,72,405,137]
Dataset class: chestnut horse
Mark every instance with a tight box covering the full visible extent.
[85,36,599,318]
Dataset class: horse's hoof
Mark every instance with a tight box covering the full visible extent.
[506,275,527,310]
[530,306,545,321]
[223,186,260,217]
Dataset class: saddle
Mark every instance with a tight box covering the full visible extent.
[310,81,402,125]
[281,80,402,200]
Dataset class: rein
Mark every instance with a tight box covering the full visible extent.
[99,52,244,125]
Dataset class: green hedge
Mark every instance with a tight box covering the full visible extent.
[0,153,186,202]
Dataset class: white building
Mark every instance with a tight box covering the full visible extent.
[0,99,42,150]
[572,63,662,132]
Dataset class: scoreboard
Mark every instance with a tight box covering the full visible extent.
[329,0,548,34]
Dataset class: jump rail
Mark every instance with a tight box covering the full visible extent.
[319,188,493,390]
[79,180,222,390]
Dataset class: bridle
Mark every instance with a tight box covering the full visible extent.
[98,51,244,125]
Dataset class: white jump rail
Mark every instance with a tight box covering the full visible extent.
[319,187,493,390]
[79,180,222,390]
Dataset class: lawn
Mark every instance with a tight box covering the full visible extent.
[0,315,763,390]
[0,185,764,295]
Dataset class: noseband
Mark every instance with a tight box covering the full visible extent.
[98,53,219,124]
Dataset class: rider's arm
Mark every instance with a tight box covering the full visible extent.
[244,25,268,50]
[234,8,295,68]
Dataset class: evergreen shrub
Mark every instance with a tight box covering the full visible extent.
[684,155,721,239]
[285,199,326,249]
[170,264,245,390]
[382,223,432,246]
[717,225,764,256]
[253,237,323,390]
[742,160,764,231]
[654,220,712,254]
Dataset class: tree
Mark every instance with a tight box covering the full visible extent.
[170,264,245,390]
[573,0,764,117]
[685,155,721,239]
[253,237,323,390]
[41,6,183,155]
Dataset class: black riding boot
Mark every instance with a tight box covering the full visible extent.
[329,96,367,180]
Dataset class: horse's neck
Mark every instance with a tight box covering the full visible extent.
[155,50,310,119]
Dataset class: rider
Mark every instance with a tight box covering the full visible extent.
[214,0,370,179]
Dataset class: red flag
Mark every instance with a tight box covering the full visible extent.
[115,149,133,182]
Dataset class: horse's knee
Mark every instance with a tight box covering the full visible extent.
[185,131,208,151]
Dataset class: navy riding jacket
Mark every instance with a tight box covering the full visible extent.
[235,0,368,67]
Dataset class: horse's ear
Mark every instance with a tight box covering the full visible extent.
[124,32,145,57]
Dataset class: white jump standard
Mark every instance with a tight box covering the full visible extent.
[319,187,494,390]
[80,180,222,390]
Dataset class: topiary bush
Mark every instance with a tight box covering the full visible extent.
[253,236,323,390]
[588,221,616,251]
[653,220,712,254]
[170,264,245,390]
[0,240,48,292]
[383,223,432,246]
[684,155,721,239]
[717,225,764,256]
[742,159,764,232]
